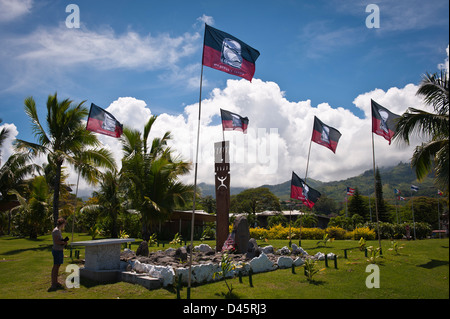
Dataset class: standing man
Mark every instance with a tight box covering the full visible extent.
[49,218,68,291]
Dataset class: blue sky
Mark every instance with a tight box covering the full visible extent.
[1,0,449,196]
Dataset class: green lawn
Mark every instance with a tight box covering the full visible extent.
[0,233,448,299]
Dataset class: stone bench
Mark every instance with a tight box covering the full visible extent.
[71,238,135,283]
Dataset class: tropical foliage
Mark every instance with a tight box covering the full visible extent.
[15,93,116,226]
[120,115,193,240]
[394,70,449,192]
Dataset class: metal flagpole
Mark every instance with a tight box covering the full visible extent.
[187,63,204,299]
[304,139,313,183]
[71,170,81,243]
[371,131,382,250]
[411,187,416,240]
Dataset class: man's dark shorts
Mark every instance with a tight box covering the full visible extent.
[52,249,64,265]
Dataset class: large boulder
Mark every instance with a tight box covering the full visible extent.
[277,256,293,269]
[233,216,250,254]
[136,241,149,257]
[246,238,260,259]
[249,253,275,273]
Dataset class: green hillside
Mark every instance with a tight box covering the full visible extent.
[200,162,439,202]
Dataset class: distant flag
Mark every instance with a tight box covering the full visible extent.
[86,103,123,138]
[371,99,400,145]
[347,187,355,196]
[394,188,401,194]
[399,196,405,201]
[220,109,249,133]
[202,24,260,82]
[290,171,321,209]
[438,190,443,196]
[311,116,342,153]
[411,185,419,192]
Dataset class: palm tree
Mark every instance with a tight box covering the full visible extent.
[120,115,193,240]
[81,169,122,238]
[393,70,449,192]
[0,152,40,234]
[15,93,116,226]
[9,176,50,239]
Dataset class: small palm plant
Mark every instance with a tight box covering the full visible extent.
[213,253,236,298]
[366,246,381,264]
[303,258,324,282]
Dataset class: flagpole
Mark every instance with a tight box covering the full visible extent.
[371,131,382,250]
[411,188,416,240]
[304,139,313,183]
[71,170,81,243]
[187,63,204,299]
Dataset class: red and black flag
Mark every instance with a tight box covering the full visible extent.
[202,24,260,82]
[290,171,321,209]
[86,103,123,138]
[311,116,342,153]
[220,109,249,133]
[371,99,400,145]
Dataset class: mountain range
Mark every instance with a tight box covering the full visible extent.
[197,162,438,202]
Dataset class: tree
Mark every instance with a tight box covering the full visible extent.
[120,115,193,240]
[230,187,281,226]
[394,70,449,192]
[81,170,122,238]
[9,176,50,238]
[0,118,10,150]
[348,188,369,220]
[15,93,116,226]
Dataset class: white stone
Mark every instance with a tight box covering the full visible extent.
[314,252,325,260]
[277,256,293,269]
[277,246,291,255]
[148,265,175,287]
[261,245,274,254]
[192,263,218,283]
[249,253,275,273]
[291,244,308,256]
[293,257,305,267]
[132,260,147,273]
[194,244,213,253]
[327,253,336,260]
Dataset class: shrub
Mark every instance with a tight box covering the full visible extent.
[267,224,289,239]
[301,227,325,240]
[249,227,268,240]
[326,226,346,240]
[349,227,376,240]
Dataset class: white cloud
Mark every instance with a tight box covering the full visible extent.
[67,77,428,197]
[438,45,449,78]
[0,122,19,165]
[195,14,215,28]
[11,25,200,71]
[0,0,32,22]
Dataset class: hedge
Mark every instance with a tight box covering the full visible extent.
[248,222,430,240]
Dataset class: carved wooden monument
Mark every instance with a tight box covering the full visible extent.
[214,141,230,251]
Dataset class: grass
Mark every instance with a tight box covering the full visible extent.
[0,233,448,299]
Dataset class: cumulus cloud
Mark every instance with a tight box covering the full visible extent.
[68,77,427,198]
[0,122,19,164]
